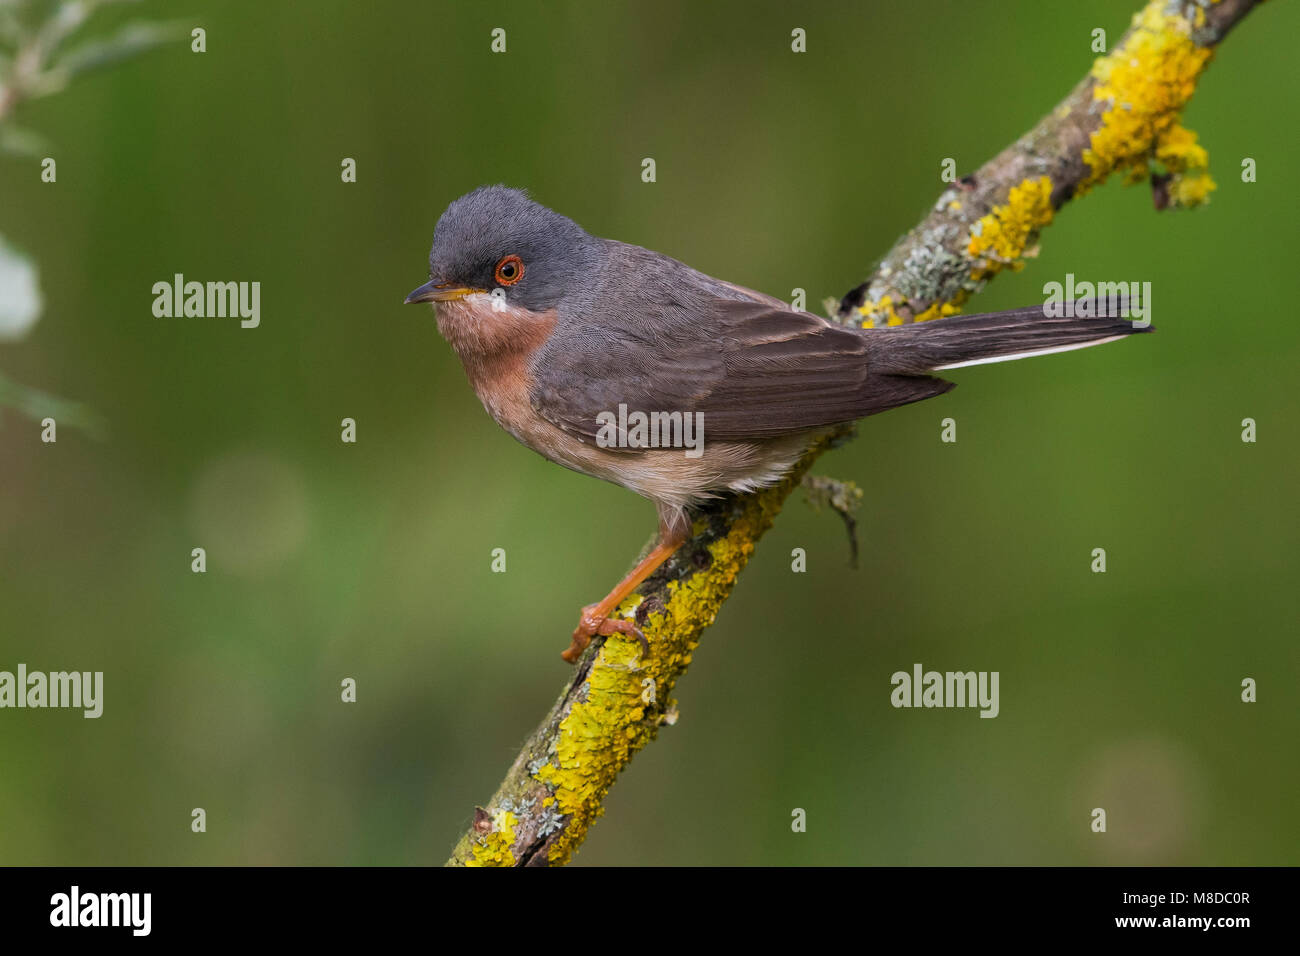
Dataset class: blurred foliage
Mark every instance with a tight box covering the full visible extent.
[1,0,181,428]
[0,0,1296,866]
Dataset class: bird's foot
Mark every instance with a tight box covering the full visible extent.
[562,604,648,663]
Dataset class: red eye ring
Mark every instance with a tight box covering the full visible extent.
[494,255,524,286]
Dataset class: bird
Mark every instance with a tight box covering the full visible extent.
[406,185,1150,663]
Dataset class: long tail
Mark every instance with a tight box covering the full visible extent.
[873,302,1152,375]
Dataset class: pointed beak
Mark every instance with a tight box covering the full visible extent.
[404,279,479,304]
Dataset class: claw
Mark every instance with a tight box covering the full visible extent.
[562,604,649,663]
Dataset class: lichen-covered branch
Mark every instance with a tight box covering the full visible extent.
[830,0,1259,328]
[447,0,1261,867]
[448,442,844,866]
[801,473,865,568]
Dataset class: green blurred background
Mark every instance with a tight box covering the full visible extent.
[1,0,1296,865]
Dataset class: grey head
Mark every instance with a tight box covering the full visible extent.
[405,186,600,312]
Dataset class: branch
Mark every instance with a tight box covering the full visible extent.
[0,371,106,437]
[447,0,1262,867]
[0,0,185,128]
[830,0,1258,327]
[801,473,865,569]
[1,1,181,429]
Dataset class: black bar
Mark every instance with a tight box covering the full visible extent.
[1,866,1286,941]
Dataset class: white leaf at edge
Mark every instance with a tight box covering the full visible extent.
[0,234,43,340]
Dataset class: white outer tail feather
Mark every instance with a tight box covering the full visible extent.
[932,334,1129,371]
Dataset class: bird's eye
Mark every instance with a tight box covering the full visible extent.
[494,255,524,286]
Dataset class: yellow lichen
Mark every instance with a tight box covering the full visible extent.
[1166,170,1216,206]
[1080,0,1218,208]
[856,176,1054,330]
[911,297,966,324]
[465,810,518,867]
[1156,124,1216,205]
[533,468,800,865]
[857,294,964,329]
[966,176,1055,279]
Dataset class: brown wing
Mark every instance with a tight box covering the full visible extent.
[528,296,951,443]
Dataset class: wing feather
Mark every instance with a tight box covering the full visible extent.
[529,278,949,443]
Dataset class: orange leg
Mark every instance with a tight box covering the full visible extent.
[562,526,688,663]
